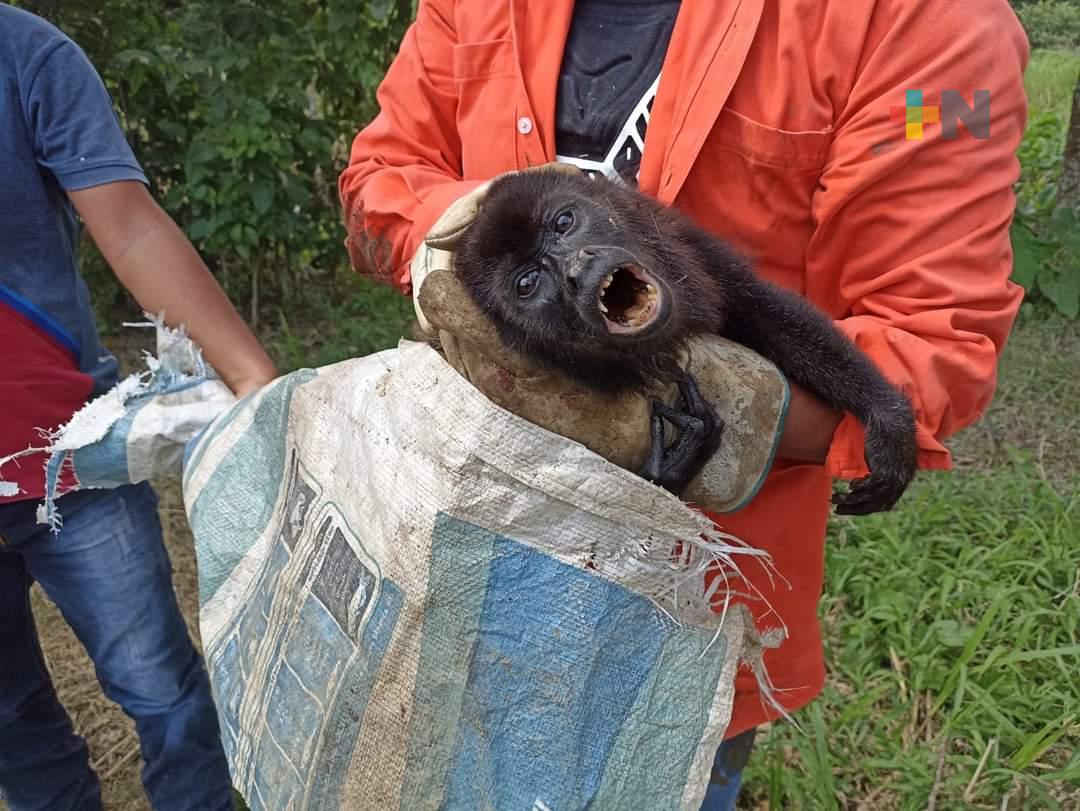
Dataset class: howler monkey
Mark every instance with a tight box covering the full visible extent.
[451,168,918,515]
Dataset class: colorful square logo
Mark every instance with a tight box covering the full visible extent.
[891,90,940,140]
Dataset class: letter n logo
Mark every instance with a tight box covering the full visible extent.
[941,90,991,139]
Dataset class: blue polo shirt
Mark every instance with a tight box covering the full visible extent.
[0,4,148,503]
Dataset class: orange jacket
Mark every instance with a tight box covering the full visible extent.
[339,0,1029,738]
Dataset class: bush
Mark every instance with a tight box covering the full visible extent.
[1012,102,1078,320]
[1015,0,1080,50]
[14,0,415,327]
[1011,49,1080,319]
[1011,208,1080,319]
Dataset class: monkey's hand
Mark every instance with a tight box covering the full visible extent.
[831,400,918,516]
[640,375,725,497]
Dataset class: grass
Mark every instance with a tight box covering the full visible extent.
[948,308,1080,482]
[742,459,1079,810]
[264,273,414,372]
[1024,48,1080,117]
[738,311,1080,810]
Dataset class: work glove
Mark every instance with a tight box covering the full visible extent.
[409,165,789,514]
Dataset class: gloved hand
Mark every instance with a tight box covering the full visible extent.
[409,165,789,514]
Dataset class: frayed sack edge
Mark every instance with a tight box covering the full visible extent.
[0,312,217,530]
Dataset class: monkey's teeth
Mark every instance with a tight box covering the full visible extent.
[598,301,608,313]
[602,274,613,289]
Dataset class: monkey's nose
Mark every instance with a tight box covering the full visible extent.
[568,249,594,287]
[570,248,596,286]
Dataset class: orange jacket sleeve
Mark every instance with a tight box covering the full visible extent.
[337,0,482,296]
[808,0,1030,479]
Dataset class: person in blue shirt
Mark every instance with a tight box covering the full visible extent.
[0,5,276,809]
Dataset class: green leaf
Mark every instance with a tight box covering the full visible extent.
[252,180,274,215]
[932,619,969,648]
[1037,266,1080,319]
[1049,206,1080,254]
[157,121,187,141]
[113,48,155,67]
[1009,715,1075,770]
[282,177,311,207]
[367,0,395,22]
[1010,220,1049,291]
[188,219,212,241]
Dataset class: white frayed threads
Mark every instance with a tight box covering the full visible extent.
[0,440,50,500]
[581,512,792,729]
[743,625,803,733]
[0,313,216,529]
[594,522,777,624]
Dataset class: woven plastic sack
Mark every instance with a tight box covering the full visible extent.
[183,338,777,811]
[1,318,783,810]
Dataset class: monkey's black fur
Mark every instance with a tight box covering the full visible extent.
[453,168,918,515]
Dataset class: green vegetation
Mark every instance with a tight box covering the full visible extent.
[741,317,1080,809]
[1015,0,1080,50]
[1012,49,1080,319]
[15,0,416,334]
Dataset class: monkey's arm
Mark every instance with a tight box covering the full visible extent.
[717,265,918,514]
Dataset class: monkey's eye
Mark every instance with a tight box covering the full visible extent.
[516,268,541,298]
[553,210,575,234]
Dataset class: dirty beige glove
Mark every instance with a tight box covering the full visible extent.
[409,165,789,514]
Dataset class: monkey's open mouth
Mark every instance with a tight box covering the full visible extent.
[598,264,662,334]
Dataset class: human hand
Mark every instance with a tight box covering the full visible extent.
[225,372,276,400]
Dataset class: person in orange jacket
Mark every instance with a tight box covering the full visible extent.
[339,0,1029,806]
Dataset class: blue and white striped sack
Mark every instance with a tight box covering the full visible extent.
[182,336,782,811]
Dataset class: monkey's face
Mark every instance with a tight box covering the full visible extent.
[455,171,675,354]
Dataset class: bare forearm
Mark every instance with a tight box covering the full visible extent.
[110,217,276,394]
[69,182,276,396]
[775,381,843,465]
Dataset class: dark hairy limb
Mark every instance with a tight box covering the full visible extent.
[717,266,918,515]
[639,374,725,496]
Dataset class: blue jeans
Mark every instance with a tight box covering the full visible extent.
[0,482,232,811]
[700,727,756,810]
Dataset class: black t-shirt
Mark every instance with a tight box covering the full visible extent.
[554,0,681,187]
